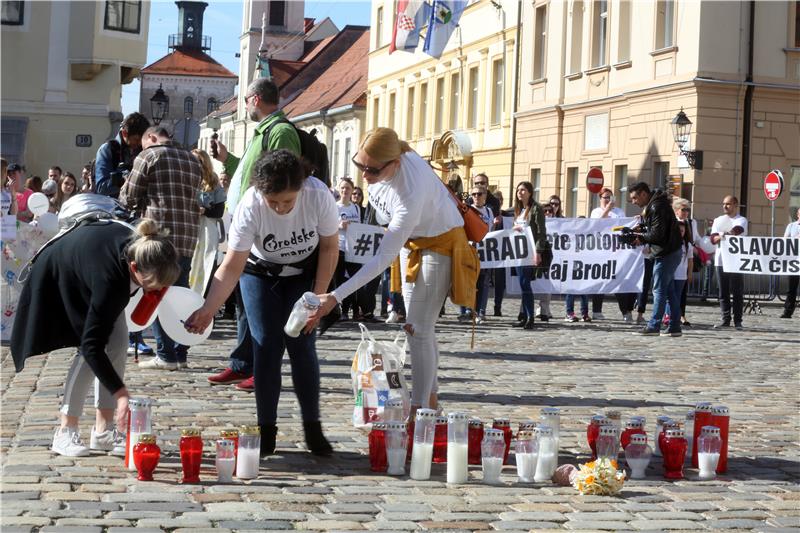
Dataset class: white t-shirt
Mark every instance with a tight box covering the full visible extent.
[590,206,626,219]
[785,220,800,239]
[711,214,748,266]
[228,176,338,276]
[337,202,361,251]
[675,242,693,281]
[332,151,463,301]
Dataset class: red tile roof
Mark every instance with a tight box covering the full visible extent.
[141,48,237,78]
[301,34,336,63]
[209,94,237,118]
[283,28,369,119]
[267,59,306,88]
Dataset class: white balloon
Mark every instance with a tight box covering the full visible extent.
[124,289,159,332]
[35,212,59,236]
[698,236,717,255]
[715,216,733,235]
[157,286,212,346]
[28,193,50,216]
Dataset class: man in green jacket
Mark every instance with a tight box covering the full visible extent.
[207,77,300,390]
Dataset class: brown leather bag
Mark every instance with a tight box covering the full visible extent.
[449,189,489,242]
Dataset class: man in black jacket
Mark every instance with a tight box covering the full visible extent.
[628,182,683,337]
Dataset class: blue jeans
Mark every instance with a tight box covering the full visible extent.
[647,249,682,331]
[239,273,320,425]
[229,285,253,374]
[665,279,685,329]
[518,266,535,319]
[152,256,192,363]
[565,294,589,316]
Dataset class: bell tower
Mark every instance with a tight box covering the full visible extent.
[172,1,209,51]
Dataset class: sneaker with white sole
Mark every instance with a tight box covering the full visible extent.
[623,312,633,323]
[386,311,401,324]
[177,361,189,369]
[90,427,126,456]
[52,427,90,457]
[138,356,178,370]
[592,312,605,320]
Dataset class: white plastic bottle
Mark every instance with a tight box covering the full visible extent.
[284,292,321,337]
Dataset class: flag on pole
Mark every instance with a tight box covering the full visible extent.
[390,0,430,54]
[423,0,467,59]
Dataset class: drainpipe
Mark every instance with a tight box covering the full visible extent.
[507,0,523,207]
[739,0,755,217]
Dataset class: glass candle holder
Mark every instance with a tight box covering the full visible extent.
[383,398,404,422]
[220,429,239,471]
[468,419,484,466]
[481,428,506,484]
[653,415,673,457]
[432,416,448,464]
[518,420,537,434]
[692,402,714,467]
[710,406,729,474]
[684,410,695,461]
[624,434,651,479]
[236,425,261,480]
[659,421,680,462]
[492,418,512,464]
[621,419,646,450]
[385,421,408,476]
[215,439,235,483]
[179,428,203,483]
[133,434,160,481]
[368,422,388,472]
[447,412,469,484]
[586,415,606,459]
[662,428,688,479]
[533,426,557,482]
[697,425,722,480]
[515,430,537,482]
[409,408,436,480]
[605,409,622,438]
[596,425,618,461]
[126,397,153,471]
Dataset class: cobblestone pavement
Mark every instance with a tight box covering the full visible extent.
[1,298,798,532]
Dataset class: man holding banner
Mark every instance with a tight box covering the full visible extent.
[781,207,800,319]
[711,196,748,330]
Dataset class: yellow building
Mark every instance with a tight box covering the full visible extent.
[1,1,150,177]
[367,0,518,197]
[515,0,800,234]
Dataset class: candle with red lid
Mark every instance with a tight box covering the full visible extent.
[653,415,672,457]
[586,415,606,459]
[432,416,448,463]
[492,418,512,464]
[368,422,388,472]
[133,434,160,481]
[692,402,714,467]
[468,419,484,465]
[659,421,680,459]
[661,428,688,479]
[179,428,203,483]
[710,406,729,473]
[621,419,646,450]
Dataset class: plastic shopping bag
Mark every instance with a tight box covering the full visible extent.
[351,323,410,430]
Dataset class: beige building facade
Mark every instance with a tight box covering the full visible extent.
[367,0,518,195]
[515,0,800,234]
[1,1,150,176]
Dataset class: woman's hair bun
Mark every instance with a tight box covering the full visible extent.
[135,218,162,239]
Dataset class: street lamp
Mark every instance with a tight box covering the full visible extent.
[150,84,169,126]
[671,108,703,170]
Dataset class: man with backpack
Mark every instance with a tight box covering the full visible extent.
[207,77,311,391]
[93,112,150,198]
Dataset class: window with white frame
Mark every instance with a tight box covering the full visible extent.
[533,4,547,80]
[617,0,631,62]
[450,73,460,129]
[655,0,675,49]
[104,1,141,33]
[468,66,479,129]
[344,138,352,177]
[419,82,428,136]
[406,86,415,138]
[655,161,670,189]
[332,139,340,178]
[372,97,380,128]
[376,6,383,48]
[388,92,396,130]
[591,0,608,68]
[568,167,579,217]
[531,168,541,203]
[569,0,584,74]
[491,59,504,125]
[435,78,445,134]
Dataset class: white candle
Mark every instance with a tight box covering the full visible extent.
[284,312,306,337]
[482,456,503,484]
[515,452,538,482]
[446,442,468,484]
[386,449,407,476]
[409,442,433,480]
[697,452,720,479]
[216,456,235,483]
[127,432,144,470]
[235,447,260,479]
[533,452,557,482]
[626,457,649,479]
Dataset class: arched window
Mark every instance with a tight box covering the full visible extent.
[207,97,218,115]
[184,96,193,116]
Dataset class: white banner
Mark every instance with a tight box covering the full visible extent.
[475,227,537,268]
[720,236,800,275]
[503,217,644,295]
[344,223,385,264]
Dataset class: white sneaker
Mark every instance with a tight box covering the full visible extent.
[90,427,126,456]
[476,315,486,325]
[178,361,189,369]
[592,312,605,320]
[52,427,90,457]
[138,357,178,370]
[623,312,633,323]
[386,311,401,324]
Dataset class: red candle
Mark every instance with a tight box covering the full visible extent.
[368,422,388,472]
[220,429,239,471]
[586,416,605,459]
[711,406,729,474]
[621,420,646,450]
[133,434,160,481]
[492,418,512,464]
[131,286,168,325]
[662,429,688,479]
[692,402,713,468]
[179,429,203,483]
[406,419,414,462]
[659,421,680,458]
[433,417,447,463]
[468,419,484,465]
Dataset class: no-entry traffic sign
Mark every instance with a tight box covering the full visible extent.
[763,170,784,202]
[586,167,604,194]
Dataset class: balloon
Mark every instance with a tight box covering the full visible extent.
[27,193,50,216]
[715,216,733,235]
[124,289,159,332]
[156,286,212,346]
[698,236,717,255]
[34,212,59,236]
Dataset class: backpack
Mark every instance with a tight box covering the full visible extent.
[264,119,330,187]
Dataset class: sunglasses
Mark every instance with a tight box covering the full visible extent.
[550,201,560,206]
[351,154,393,176]
[471,192,485,197]
[600,196,611,200]
[680,207,690,212]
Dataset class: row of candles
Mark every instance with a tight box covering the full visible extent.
[368,401,730,483]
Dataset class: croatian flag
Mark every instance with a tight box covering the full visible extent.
[390,0,430,54]
[423,0,467,59]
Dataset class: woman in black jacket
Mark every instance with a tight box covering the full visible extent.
[11,218,180,456]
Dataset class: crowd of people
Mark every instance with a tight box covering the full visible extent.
[4,76,798,462]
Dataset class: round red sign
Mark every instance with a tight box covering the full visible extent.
[586,167,605,194]
[763,170,784,202]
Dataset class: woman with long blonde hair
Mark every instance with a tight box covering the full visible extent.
[189,149,226,295]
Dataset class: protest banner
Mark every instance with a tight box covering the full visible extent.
[344,222,385,264]
[720,235,800,275]
[504,217,644,295]
[475,227,537,268]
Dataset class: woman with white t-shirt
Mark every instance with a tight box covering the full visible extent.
[185,150,339,457]
[311,128,479,414]
[335,177,364,320]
